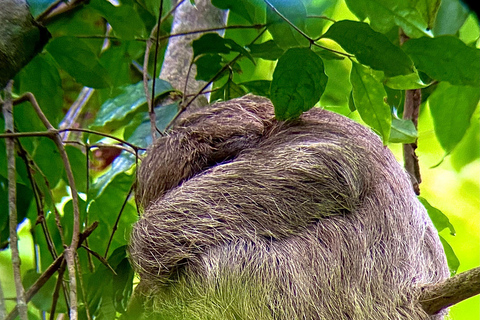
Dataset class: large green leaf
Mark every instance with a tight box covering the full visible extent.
[90,0,147,40]
[91,80,174,130]
[427,82,480,153]
[323,20,414,77]
[403,36,480,87]
[271,47,328,120]
[14,54,64,127]
[432,0,469,36]
[344,0,434,38]
[266,0,309,49]
[350,62,391,143]
[47,36,111,88]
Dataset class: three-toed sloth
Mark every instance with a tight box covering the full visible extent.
[130,95,449,320]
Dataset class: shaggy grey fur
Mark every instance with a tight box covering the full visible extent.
[130,95,449,319]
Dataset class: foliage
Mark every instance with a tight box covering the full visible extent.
[0,0,479,319]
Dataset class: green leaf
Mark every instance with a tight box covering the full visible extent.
[384,72,430,90]
[271,47,328,120]
[195,54,224,81]
[90,0,147,40]
[192,33,254,63]
[389,118,418,143]
[415,0,441,31]
[350,62,391,143]
[266,0,309,49]
[211,0,261,23]
[344,0,432,38]
[433,0,469,36]
[239,80,271,98]
[323,20,414,76]
[403,36,480,87]
[450,110,480,171]
[91,80,174,129]
[47,36,111,88]
[247,40,284,60]
[211,79,248,102]
[427,82,480,153]
[93,103,178,197]
[193,33,234,57]
[439,235,460,275]
[113,258,134,313]
[33,138,65,187]
[419,197,456,235]
[14,54,64,127]
[65,146,87,194]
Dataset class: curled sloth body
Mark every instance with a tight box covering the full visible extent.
[130,95,449,319]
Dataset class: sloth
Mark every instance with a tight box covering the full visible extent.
[130,94,449,320]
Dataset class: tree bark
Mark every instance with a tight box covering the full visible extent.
[160,0,227,110]
[420,267,480,315]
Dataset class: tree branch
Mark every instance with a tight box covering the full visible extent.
[2,81,28,320]
[5,222,98,320]
[420,267,480,315]
[399,29,422,195]
[12,91,81,320]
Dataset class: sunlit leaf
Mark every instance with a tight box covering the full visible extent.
[389,118,417,143]
[271,47,328,120]
[403,36,480,87]
[428,82,480,153]
[344,0,433,38]
[91,80,174,130]
[350,62,391,143]
[439,235,460,275]
[419,197,456,235]
[323,20,414,76]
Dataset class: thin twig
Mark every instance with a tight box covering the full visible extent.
[2,81,28,320]
[49,260,66,320]
[149,0,165,140]
[263,0,312,42]
[4,222,99,320]
[104,184,135,258]
[13,92,81,320]
[0,128,143,153]
[81,245,117,275]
